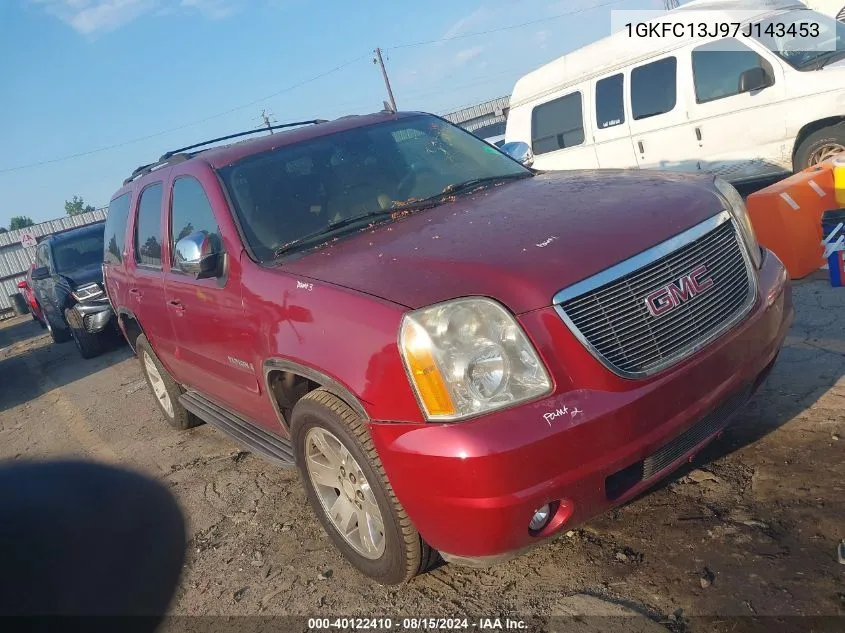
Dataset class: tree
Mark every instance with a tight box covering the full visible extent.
[65,195,95,216]
[0,227,7,234]
[9,216,34,230]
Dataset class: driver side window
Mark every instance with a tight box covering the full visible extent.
[169,176,222,269]
[35,243,50,271]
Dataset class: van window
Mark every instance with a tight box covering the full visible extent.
[531,92,585,155]
[692,39,766,103]
[595,74,625,129]
[170,177,222,267]
[134,183,164,268]
[104,192,132,265]
[631,57,677,120]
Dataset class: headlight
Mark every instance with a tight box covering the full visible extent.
[398,297,552,421]
[714,178,762,269]
[72,282,104,302]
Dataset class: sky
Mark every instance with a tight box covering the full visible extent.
[0,0,667,228]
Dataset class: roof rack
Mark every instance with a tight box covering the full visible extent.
[123,119,329,186]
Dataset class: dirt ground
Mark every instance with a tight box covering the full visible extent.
[0,277,843,631]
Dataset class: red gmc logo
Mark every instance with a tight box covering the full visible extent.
[643,264,715,318]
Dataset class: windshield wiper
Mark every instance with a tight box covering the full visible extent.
[273,210,395,258]
[804,49,845,70]
[393,172,532,212]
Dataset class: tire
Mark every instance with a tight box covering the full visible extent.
[135,334,202,431]
[794,124,845,171]
[65,309,105,359]
[290,389,439,585]
[45,311,71,343]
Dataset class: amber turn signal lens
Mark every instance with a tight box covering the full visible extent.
[400,321,456,418]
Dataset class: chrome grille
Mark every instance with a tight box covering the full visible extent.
[554,213,756,378]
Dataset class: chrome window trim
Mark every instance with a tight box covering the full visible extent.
[552,211,759,381]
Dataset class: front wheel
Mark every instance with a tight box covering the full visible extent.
[65,309,105,359]
[290,389,439,585]
[794,124,845,171]
[45,311,71,343]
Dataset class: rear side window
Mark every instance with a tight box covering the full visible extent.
[631,57,677,120]
[692,39,765,103]
[531,92,585,155]
[35,243,50,269]
[104,193,132,265]
[596,73,625,129]
[170,177,222,267]
[134,183,164,268]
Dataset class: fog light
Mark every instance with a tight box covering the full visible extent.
[529,504,552,532]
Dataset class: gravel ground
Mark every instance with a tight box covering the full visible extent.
[0,277,843,631]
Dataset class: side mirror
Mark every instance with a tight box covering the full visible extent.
[16,280,27,289]
[738,67,772,93]
[174,231,222,280]
[31,266,50,281]
[501,141,535,168]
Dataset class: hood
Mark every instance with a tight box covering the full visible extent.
[281,170,727,314]
[58,261,103,289]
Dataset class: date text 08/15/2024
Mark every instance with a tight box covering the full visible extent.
[307,618,529,630]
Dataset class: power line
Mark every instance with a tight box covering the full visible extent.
[385,0,630,50]
[0,54,368,175]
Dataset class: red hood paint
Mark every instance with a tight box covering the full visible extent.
[279,169,727,314]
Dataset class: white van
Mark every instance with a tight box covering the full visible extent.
[802,0,845,22]
[504,0,845,184]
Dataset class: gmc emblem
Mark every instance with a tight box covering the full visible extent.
[644,264,715,318]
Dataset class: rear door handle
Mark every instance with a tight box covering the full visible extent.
[695,127,702,141]
[129,287,142,300]
[167,299,185,315]
[637,140,644,154]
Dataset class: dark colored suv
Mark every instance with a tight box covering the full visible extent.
[31,222,117,358]
[103,111,793,585]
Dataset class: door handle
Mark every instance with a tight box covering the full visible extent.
[695,127,702,141]
[129,287,142,300]
[637,141,644,154]
[167,299,185,315]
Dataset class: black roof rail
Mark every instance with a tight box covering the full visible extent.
[123,153,191,186]
[123,119,328,186]
[159,119,329,160]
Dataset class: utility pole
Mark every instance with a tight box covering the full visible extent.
[373,48,397,112]
[261,108,274,134]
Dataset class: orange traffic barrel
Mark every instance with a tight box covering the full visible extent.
[745,154,844,280]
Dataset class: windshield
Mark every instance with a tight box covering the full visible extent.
[752,9,845,70]
[217,114,530,261]
[52,227,105,273]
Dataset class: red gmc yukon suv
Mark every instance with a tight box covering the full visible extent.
[102,111,793,585]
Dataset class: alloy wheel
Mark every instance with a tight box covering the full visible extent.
[809,142,845,166]
[304,426,386,560]
[142,350,174,418]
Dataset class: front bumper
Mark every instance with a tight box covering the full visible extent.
[368,249,793,566]
[72,299,115,334]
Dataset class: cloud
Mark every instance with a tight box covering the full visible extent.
[454,45,484,64]
[440,6,488,43]
[28,0,242,35]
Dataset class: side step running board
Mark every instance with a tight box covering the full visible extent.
[179,390,295,468]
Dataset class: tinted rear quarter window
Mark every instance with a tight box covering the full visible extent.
[104,193,132,265]
[531,92,585,155]
[134,183,164,268]
[596,73,625,129]
[631,56,677,120]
